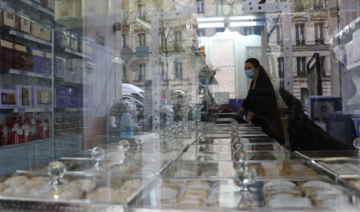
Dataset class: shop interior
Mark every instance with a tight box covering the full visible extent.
[0,0,360,211]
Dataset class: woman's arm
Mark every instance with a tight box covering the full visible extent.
[238,107,246,115]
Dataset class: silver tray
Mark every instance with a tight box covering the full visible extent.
[311,159,360,181]
[296,151,360,161]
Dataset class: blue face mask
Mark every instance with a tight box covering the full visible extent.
[245,70,255,79]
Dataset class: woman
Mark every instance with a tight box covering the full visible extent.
[237,58,285,145]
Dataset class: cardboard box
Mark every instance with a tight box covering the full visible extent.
[32,23,51,42]
[33,86,52,108]
[0,89,18,109]
[37,119,50,139]
[9,123,24,144]
[0,4,17,29]
[22,123,32,143]
[0,125,10,146]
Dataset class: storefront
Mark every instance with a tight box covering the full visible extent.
[0,0,360,211]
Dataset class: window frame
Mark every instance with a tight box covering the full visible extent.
[295,24,305,45]
[278,57,285,78]
[174,31,182,51]
[215,0,224,16]
[122,34,126,47]
[174,61,183,79]
[315,23,324,45]
[138,4,146,20]
[297,57,306,77]
[197,0,204,13]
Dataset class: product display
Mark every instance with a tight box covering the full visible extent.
[0,89,18,109]
[5,85,32,108]
[33,86,52,108]
[0,39,33,72]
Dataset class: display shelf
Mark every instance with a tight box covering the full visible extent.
[1,69,52,79]
[20,0,54,16]
[9,30,52,46]
[65,48,93,60]
[64,108,93,112]
[14,108,52,113]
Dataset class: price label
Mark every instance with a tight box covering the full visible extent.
[19,71,28,76]
[16,32,24,38]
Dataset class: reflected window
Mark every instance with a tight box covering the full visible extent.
[198,29,205,37]
[123,10,128,25]
[138,4,146,20]
[295,24,305,45]
[160,62,167,79]
[139,33,146,46]
[313,0,323,11]
[276,24,283,44]
[197,0,204,13]
[216,28,225,33]
[174,31,182,51]
[244,27,253,35]
[122,34,126,47]
[320,56,326,77]
[315,23,324,45]
[297,57,306,77]
[174,62,183,79]
[278,57,284,78]
[215,0,224,15]
[139,63,146,81]
[122,63,127,81]
[159,31,164,52]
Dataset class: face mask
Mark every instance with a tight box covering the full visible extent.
[245,70,255,79]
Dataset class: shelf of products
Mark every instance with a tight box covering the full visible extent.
[20,0,54,16]
[9,30,52,46]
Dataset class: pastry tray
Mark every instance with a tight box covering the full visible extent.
[21,159,172,177]
[195,137,277,145]
[177,151,301,162]
[133,178,356,211]
[98,142,191,152]
[210,130,266,135]
[62,150,184,162]
[186,144,284,152]
[161,161,320,179]
[310,158,360,181]
[202,134,268,138]
[296,151,360,160]
[0,171,155,212]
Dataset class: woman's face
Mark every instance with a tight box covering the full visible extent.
[245,62,259,74]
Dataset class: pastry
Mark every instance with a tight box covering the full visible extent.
[2,185,30,196]
[25,177,51,187]
[183,188,210,198]
[70,179,97,193]
[4,176,29,186]
[59,186,84,199]
[156,181,181,200]
[268,196,312,208]
[28,185,55,197]
[249,152,276,160]
[113,187,137,202]
[88,187,114,202]
[123,179,142,189]
[0,183,8,193]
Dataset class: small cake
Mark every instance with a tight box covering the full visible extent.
[123,179,142,189]
[25,177,51,187]
[183,188,210,199]
[70,179,97,193]
[4,176,29,186]
[156,182,181,200]
[113,186,137,202]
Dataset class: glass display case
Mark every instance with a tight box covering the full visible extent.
[1,0,360,210]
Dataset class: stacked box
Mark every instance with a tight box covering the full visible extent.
[55,86,66,108]
[29,47,52,75]
[79,37,94,56]
[0,38,33,72]
[55,31,70,48]
[64,86,77,108]
[55,56,66,78]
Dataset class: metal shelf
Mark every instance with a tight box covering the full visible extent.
[20,0,54,16]
[14,108,52,113]
[9,30,52,46]
[6,69,52,79]
[65,49,93,60]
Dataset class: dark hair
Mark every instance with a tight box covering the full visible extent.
[245,58,268,77]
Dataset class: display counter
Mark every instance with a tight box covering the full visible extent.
[1,121,360,212]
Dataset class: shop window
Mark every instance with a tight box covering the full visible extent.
[139,33,146,46]
[297,57,306,77]
[174,62,183,79]
[139,63,146,81]
[244,27,253,35]
[122,34,126,47]
[295,24,305,45]
[320,56,326,77]
[198,29,205,37]
[197,0,204,13]
[315,24,324,45]
[278,57,285,78]
[138,4,146,20]
[215,0,224,16]
[174,31,182,51]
